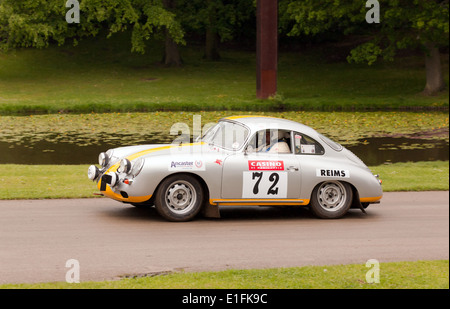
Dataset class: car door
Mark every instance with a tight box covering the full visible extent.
[221,130,301,200]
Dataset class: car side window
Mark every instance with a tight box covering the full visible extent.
[246,130,265,152]
[293,132,325,155]
[246,129,292,154]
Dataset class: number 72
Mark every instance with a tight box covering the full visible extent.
[252,172,279,195]
[242,171,287,198]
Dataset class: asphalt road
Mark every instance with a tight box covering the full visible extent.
[0,191,448,284]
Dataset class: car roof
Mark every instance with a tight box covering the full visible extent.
[220,115,319,136]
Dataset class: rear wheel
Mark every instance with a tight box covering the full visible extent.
[310,181,353,219]
[154,174,203,222]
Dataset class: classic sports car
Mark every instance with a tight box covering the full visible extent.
[88,115,382,221]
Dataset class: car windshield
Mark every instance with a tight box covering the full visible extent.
[201,121,249,150]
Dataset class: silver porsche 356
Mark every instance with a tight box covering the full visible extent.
[88,115,382,221]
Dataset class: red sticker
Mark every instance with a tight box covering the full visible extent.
[248,160,284,170]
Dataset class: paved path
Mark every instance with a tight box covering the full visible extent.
[0,191,448,284]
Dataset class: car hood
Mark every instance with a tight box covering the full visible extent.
[107,142,222,162]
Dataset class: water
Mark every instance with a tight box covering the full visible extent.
[346,137,448,166]
[0,135,447,165]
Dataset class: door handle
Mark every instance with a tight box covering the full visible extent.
[287,166,299,171]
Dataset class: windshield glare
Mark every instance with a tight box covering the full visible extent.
[201,121,249,150]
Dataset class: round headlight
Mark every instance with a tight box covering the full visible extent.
[87,165,99,181]
[118,158,132,174]
[98,152,109,167]
[131,158,145,177]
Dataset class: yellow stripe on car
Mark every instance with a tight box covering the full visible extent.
[100,142,205,202]
[106,142,205,174]
[210,198,310,206]
[102,185,152,203]
[360,195,382,203]
[224,115,279,120]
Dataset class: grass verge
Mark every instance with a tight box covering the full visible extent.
[370,161,449,191]
[1,260,448,289]
[0,34,448,115]
[0,161,448,200]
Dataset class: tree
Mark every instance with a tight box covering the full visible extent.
[283,0,449,95]
[161,0,183,66]
[0,0,185,58]
[0,0,71,50]
[177,0,254,61]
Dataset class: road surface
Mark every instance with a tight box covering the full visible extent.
[0,191,448,284]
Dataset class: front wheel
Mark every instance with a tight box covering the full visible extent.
[154,174,204,222]
[310,181,353,219]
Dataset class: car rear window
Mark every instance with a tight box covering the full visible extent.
[319,134,343,152]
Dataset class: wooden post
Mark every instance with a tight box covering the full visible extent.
[256,0,278,99]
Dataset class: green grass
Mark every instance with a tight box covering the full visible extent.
[0,165,98,199]
[370,161,450,191]
[0,161,447,200]
[2,260,448,289]
[0,34,448,115]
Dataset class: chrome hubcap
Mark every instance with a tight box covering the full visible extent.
[165,181,197,214]
[317,181,346,212]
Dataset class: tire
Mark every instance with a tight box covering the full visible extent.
[154,174,204,222]
[310,181,353,219]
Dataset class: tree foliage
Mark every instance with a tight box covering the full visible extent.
[0,0,185,53]
[283,0,448,94]
[0,0,69,50]
[283,0,449,65]
[177,0,253,42]
[175,0,254,60]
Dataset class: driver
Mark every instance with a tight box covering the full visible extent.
[258,130,290,153]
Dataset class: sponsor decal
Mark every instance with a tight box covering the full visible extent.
[214,159,223,166]
[316,169,350,178]
[169,160,205,171]
[301,144,316,154]
[171,161,193,168]
[248,160,284,171]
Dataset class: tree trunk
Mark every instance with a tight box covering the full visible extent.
[163,30,182,67]
[162,0,182,67]
[423,42,445,95]
[204,28,221,61]
[204,0,220,61]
